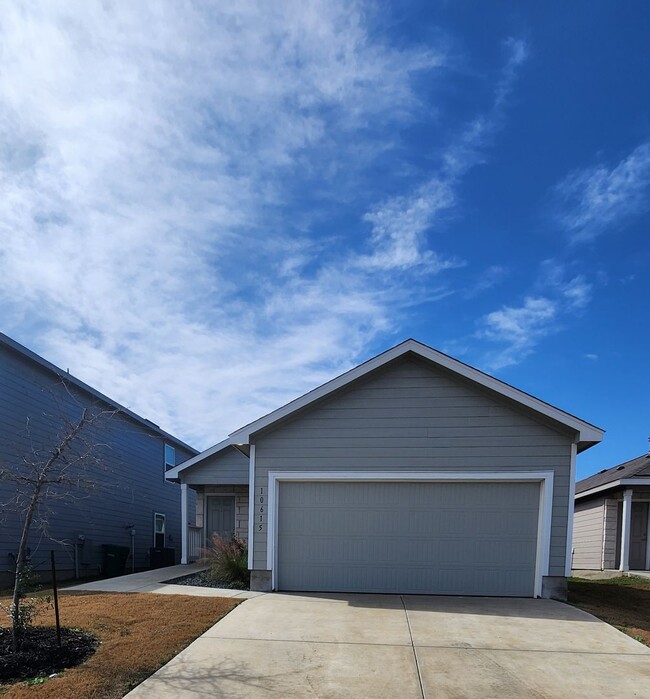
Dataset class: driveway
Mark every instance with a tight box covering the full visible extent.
[127,593,650,698]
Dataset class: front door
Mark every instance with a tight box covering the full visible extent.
[207,496,236,545]
[630,502,649,570]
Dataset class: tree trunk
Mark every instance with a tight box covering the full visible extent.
[11,486,41,652]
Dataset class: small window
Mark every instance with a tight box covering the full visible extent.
[164,444,176,471]
[154,513,166,548]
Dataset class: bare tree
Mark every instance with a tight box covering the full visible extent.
[0,398,116,651]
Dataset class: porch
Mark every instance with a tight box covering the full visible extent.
[182,484,249,563]
[609,489,650,572]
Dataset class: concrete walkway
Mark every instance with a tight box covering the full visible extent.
[62,563,262,599]
[125,593,650,698]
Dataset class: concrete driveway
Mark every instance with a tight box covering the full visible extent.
[127,593,650,698]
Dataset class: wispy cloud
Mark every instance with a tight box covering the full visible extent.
[477,260,593,369]
[0,4,529,448]
[552,141,650,242]
[0,1,451,447]
[356,38,528,273]
[479,297,557,369]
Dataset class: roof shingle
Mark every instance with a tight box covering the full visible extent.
[576,453,650,494]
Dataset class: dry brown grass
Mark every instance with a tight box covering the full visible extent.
[568,575,650,647]
[0,592,238,699]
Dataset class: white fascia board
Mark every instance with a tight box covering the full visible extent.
[165,437,233,480]
[267,470,554,483]
[574,478,650,500]
[565,443,577,577]
[229,339,604,445]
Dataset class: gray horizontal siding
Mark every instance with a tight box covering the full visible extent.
[252,356,574,576]
[182,446,249,485]
[571,498,604,569]
[0,344,195,582]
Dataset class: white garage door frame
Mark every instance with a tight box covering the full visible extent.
[266,470,555,598]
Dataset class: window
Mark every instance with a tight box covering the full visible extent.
[154,513,166,548]
[164,444,176,471]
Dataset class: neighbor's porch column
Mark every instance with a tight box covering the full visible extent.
[181,482,189,565]
[619,488,633,572]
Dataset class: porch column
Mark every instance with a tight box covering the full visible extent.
[619,489,633,572]
[181,482,188,565]
[646,504,650,570]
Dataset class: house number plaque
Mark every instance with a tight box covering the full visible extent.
[257,486,265,532]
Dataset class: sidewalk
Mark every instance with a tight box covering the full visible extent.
[61,563,263,599]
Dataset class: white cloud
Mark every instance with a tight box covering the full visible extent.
[357,178,461,271]
[479,297,557,369]
[477,260,594,370]
[538,260,593,310]
[0,5,531,449]
[552,141,650,242]
[356,38,528,272]
[0,1,450,448]
[584,353,598,361]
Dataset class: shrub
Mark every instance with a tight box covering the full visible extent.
[0,565,51,650]
[201,535,249,589]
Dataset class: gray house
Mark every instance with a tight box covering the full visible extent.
[167,339,603,599]
[572,454,650,573]
[0,332,197,585]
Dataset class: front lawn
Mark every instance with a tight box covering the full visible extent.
[0,592,238,698]
[568,575,650,647]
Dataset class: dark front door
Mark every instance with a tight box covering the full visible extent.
[630,502,649,570]
[207,496,236,544]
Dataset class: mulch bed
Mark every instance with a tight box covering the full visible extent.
[163,570,249,590]
[0,627,98,683]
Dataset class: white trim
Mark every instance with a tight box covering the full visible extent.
[166,438,234,479]
[600,498,608,571]
[266,470,554,597]
[565,443,578,577]
[267,474,278,584]
[153,512,166,548]
[575,478,650,500]
[247,444,256,569]
[230,339,604,447]
[620,489,633,572]
[180,483,188,564]
[645,504,650,570]
[164,443,176,470]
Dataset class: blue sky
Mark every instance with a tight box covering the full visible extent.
[0,1,648,479]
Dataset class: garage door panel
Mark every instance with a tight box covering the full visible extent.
[277,481,539,596]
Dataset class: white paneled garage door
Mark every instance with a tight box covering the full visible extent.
[277,480,540,596]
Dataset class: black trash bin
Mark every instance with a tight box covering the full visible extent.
[149,547,175,569]
[102,544,130,577]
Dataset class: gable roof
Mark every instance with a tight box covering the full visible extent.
[0,331,198,455]
[575,453,650,498]
[229,338,604,450]
[165,438,237,480]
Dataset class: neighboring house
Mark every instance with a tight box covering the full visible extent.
[167,339,603,599]
[572,454,650,573]
[0,332,197,585]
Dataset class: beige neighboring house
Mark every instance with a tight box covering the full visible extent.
[572,454,650,573]
[166,339,604,599]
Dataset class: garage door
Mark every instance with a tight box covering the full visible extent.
[277,480,540,596]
